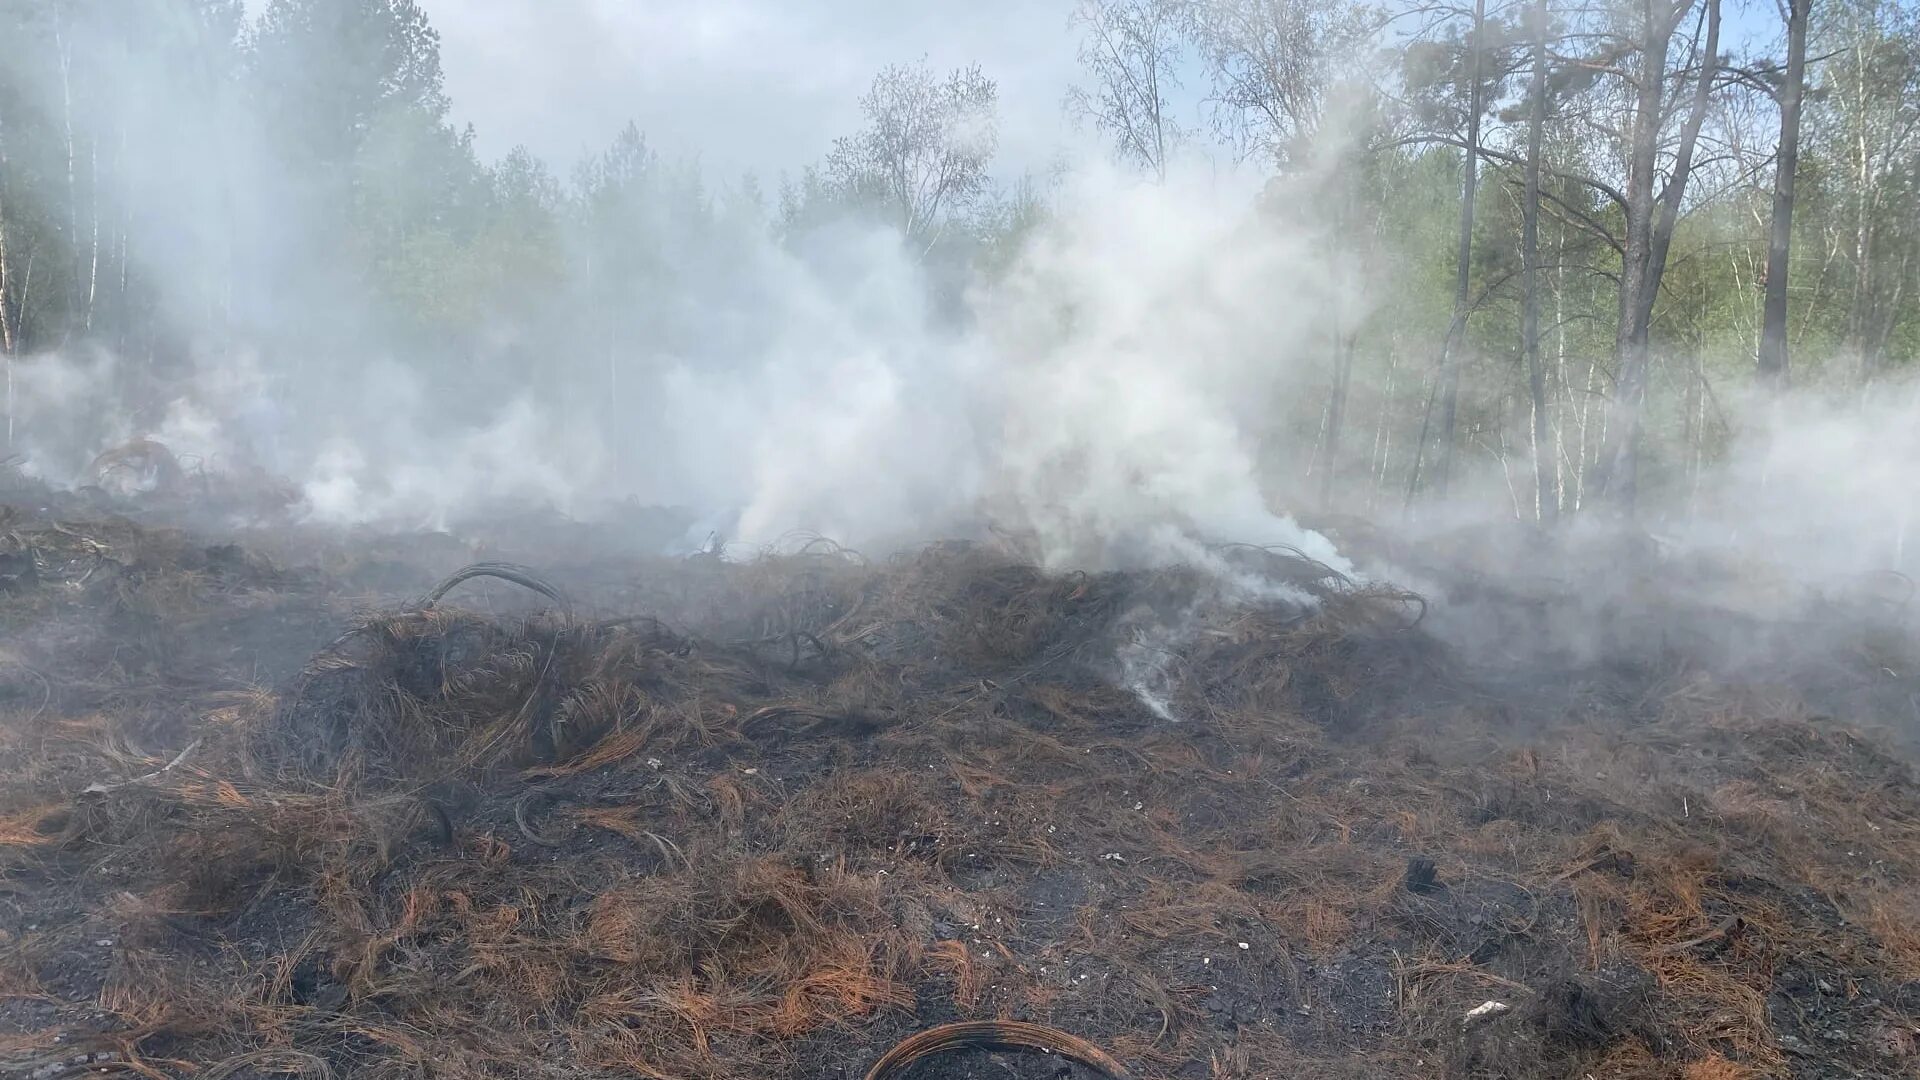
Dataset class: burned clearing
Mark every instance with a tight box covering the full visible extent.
[4,0,1917,1073]
[1,498,1918,1080]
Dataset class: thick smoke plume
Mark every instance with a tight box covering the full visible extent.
[9,135,1350,575]
[1,0,1913,617]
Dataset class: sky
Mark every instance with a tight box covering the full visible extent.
[237,0,1788,194]
[417,0,1101,184]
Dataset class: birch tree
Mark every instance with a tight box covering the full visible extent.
[1067,0,1189,179]
[826,61,1000,248]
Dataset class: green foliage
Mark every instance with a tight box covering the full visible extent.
[0,0,1916,522]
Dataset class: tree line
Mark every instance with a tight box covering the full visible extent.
[1083,0,1916,519]
[0,0,1914,520]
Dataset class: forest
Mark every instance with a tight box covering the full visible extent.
[0,0,1912,540]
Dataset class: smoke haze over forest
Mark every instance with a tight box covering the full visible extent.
[1,0,1917,583]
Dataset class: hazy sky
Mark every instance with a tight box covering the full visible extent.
[419,0,1095,183]
[264,0,1783,188]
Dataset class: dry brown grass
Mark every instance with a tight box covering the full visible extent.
[0,520,1917,1080]
[1682,1052,1764,1079]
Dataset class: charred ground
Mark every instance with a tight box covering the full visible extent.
[1,489,1918,1080]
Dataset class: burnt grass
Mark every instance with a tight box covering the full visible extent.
[2,500,1919,1079]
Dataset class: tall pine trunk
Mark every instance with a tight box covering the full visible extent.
[1436,0,1488,496]
[1757,0,1809,385]
[1521,0,1557,522]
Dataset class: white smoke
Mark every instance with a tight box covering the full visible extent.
[4,158,1355,576]
[980,167,1354,573]
[98,159,1336,571]
[1693,383,1920,578]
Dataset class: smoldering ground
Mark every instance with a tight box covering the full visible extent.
[4,2,1920,1078]
[1,484,1917,1080]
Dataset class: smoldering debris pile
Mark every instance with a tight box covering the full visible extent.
[1,508,1919,1080]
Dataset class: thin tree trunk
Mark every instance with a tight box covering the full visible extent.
[1403,373,1440,514]
[1436,0,1489,497]
[1321,180,1360,510]
[117,118,131,355]
[1371,346,1399,513]
[1307,380,1331,483]
[1688,344,1706,511]
[1872,230,1912,364]
[1577,350,1600,511]
[84,139,99,333]
[1521,0,1557,523]
[1847,13,1876,381]
[1552,211,1575,508]
[1756,0,1809,386]
[607,319,618,398]
[1145,6,1169,183]
[1405,364,1436,514]
[56,3,80,336]
[0,100,15,450]
[1492,399,1523,519]
[1593,3,1669,508]
[1642,0,1718,325]
[1322,327,1352,510]
[8,252,32,450]
[0,98,15,362]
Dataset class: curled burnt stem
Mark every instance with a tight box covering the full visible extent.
[863,1021,1132,1080]
[420,562,568,609]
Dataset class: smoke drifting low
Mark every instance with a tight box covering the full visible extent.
[13,153,1351,576]
[2,0,1914,620]
[1688,385,1920,577]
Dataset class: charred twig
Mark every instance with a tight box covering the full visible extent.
[414,797,455,848]
[1406,960,1539,998]
[81,738,204,796]
[10,1050,123,1080]
[512,787,563,847]
[1210,541,1354,592]
[0,651,53,723]
[596,614,690,654]
[85,438,185,495]
[1652,915,1746,956]
[1381,589,1429,630]
[1850,569,1915,610]
[201,1049,333,1080]
[419,562,567,609]
[863,1021,1132,1080]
